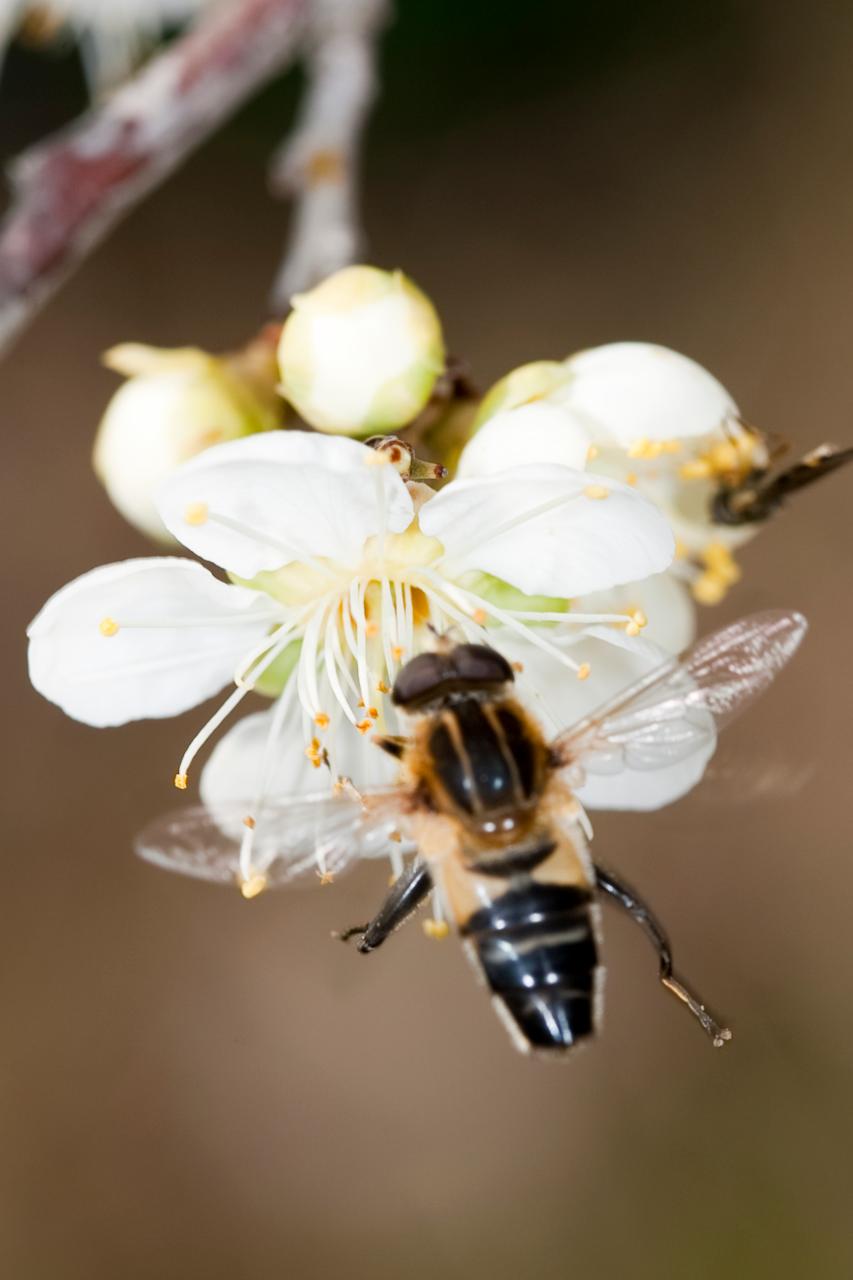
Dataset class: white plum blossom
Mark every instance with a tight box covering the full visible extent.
[93,339,282,543]
[277,265,445,436]
[29,429,675,827]
[468,343,768,610]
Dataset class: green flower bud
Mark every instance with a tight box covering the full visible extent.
[472,360,573,430]
[93,335,283,543]
[277,265,445,436]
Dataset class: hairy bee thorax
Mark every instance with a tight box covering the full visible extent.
[408,693,549,831]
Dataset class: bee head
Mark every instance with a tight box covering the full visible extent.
[391,643,515,712]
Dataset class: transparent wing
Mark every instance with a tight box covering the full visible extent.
[554,610,807,779]
[135,788,412,892]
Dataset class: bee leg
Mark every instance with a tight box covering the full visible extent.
[335,860,433,954]
[594,864,732,1049]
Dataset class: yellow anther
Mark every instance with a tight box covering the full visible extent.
[472,608,487,625]
[356,719,372,734]
[173,773,188,790]
[184,501,209,526]
[674,538,689,560]
[625,472,638,487]
[679,458,713,481]
[625,621,641,637]
[583,484,610,500]
[391,645,404,661]
[357,699,365,708]
[626,437,666,460]
[313,712,330,729]
[576,663,591,681]
[368,706,379,719]
[243,815,256,830]
[376,680,390,694]
[631,609,648,629]
[365,621,380,638]
[586,443,599,461]
[317,868,335,885]
[703,542,741,585]
[423,919,450,941]
[692,573,728,606]
[511,661,524,673]
[98,616,119,637]
[240,874,268,900]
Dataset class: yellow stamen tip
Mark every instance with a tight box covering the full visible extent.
[586,443,599,461]
[632,609,648,628]
[243,815,256,830]
[184,501,209,526]
[240,874,267,900]
[356,719,372,735]
[511,661,524,673]
[576,663,591,681]
[679,460,713,481]
[313,712,330,729]
[376,680,390,694]
[368,707,379,719]
[365,621,380,638]
[625,472,638,487]
[98,616,119,637]
[692,573,728,606]
[674,538,689,560]
[583,484,610,500]
[423,919,450,941]
[625,621,641,637]
[472,608,487,625]
[391,646,404,661]
[173,773,188,790]
[317,869,335,885]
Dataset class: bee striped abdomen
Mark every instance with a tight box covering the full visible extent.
[461,882,600,1053]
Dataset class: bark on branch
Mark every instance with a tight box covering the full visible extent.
[0,0,310,355]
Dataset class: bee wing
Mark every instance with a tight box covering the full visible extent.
[134,788,412,890]
[553,610,807,781]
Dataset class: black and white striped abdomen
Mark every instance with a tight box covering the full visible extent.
[461,882,600,1053]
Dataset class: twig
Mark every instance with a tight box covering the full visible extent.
[268,0,387,307]
[0,0,311,356]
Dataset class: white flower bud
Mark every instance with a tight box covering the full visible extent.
[277,265,445,436]
[457,402,591,478]
[93,339,282,543]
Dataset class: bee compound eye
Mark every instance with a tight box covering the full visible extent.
[451,644,515,687]
[391,652,452,707]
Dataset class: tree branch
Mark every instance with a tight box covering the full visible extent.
[268,0,387,306]
[0,0,311,356]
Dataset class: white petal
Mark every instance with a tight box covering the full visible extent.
[456,403,592,478]
[27,558,274,727]
[574,571,697,654]
[563,343,738,446]
[200,703,398,832]
[498,630,714,811]
[157,431,414,578]
[420,467,674,597]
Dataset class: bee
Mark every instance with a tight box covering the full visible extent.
[137,610,807,1056]
[711,425,852,526]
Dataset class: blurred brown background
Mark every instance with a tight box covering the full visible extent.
[2,1,853,1276]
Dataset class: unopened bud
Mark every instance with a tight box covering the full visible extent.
[93,337,282,543]
[472,360,573,430]
[277,265,445,436]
